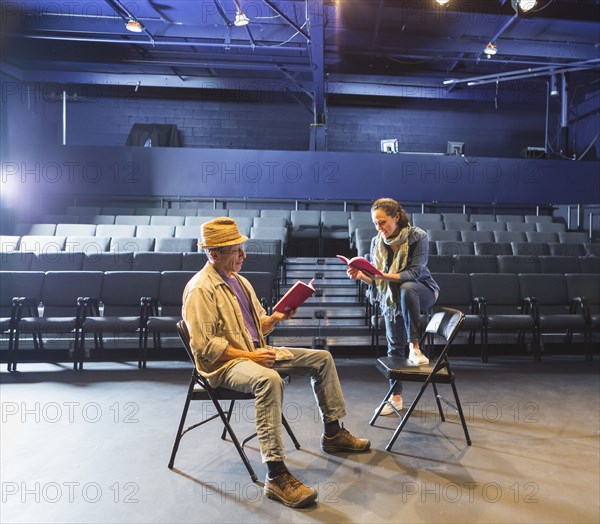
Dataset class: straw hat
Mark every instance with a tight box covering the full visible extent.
[198,217,248,248]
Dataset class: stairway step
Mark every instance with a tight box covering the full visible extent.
[279,318,366,326]
[286,272,348,280]
[279,287,360,298]
[285,257,340,265]
[284,278,354,287]
[286,265,347,273]
[270,325,373,348]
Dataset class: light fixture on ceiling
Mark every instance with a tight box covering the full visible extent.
[484,43,497,58]
[126,17,143,33]
[511,0,537,12]
[550,74,559,97]
[435,0,450,4]
[234,11,249,26]
[233,0,249,26]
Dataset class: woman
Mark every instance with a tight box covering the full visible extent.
[347,198,439,415]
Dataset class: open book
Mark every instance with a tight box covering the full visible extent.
[273,278,316,313]
[336,255,383,277]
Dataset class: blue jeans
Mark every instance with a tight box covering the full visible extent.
[384,281,438,395]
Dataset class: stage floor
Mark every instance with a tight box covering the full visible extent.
[1,356,599,523]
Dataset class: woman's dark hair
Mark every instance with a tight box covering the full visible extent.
[371,198,410,228]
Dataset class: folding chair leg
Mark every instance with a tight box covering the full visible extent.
[386,382,430,452]
[210,396,258,483]
[282,415,301,450]
[221,400,236,441]
[431,383,445,422]
[168,379,195,469]
[450,381,472,445]
[369,382,398,426]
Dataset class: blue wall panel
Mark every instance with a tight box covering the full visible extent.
[3,146,599,210]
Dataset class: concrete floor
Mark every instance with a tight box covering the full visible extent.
[1,355,599,524]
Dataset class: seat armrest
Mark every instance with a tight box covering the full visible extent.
[521,297,539,320]
[140,297,159,324]
[76,296,103,325]
[570,296,590,322]
[472,297,487,320]
[10,297,37,325]
[77,296,101,317]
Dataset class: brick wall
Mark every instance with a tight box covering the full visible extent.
[62,88,546,158]
[65,89,312,151]
[327,97,546,157]
[0,80,570,159]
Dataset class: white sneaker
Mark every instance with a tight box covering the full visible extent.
[408,349,429,366]
[378,396,403,416]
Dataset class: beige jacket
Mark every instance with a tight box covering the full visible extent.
[181,262,274,387]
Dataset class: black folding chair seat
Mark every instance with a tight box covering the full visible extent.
[370,308,471,451]
[169,321,300,483]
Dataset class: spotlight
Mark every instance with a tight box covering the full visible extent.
[436,0,450,4]
[484,43,497,57]
[511,0,537,12]
[550,75,559,97]
[126,17,143,33]
[234,11,249,26]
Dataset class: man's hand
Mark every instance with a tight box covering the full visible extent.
[272,308,297,321]
[251,348,277,367]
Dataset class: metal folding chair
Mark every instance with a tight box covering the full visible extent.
[370,308,471,451]
[169,321,300,483]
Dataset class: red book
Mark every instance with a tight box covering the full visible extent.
[273,279,316,313]
[336,255,383,277]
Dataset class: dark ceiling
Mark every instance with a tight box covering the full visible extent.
[1,0,599,102]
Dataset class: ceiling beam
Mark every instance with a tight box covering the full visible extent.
[308,0,326,151]
[262,0,310,41]
[1,61,550,104]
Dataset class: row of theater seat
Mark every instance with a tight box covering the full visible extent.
[2,250,599,274]
[6,225,593,256]
[1,270,276,371]
[0,235,285,257]
[353,228,589,255]
[54,206,556,224]
[14,217,288,234]
[20,214,568,235]
[2,270,598,370]
[427,240,597,257]
[429,272,599,362]
[35,210,357,230]
[428,254,600,274]
[0,249,282,273]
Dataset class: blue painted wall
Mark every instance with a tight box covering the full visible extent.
[3,144,598,207]
[1,77,597,229]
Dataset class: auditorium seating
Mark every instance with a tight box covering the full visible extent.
[115,215,150,226]
[4,203,597,368]
[518,273,591,360]
[1,269,283,369]
[16,271,105,370]
[469,273,539,361]
[150,215,185,226]
[155,238,197,253]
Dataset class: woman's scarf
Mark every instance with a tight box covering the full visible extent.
[372,226,410,318]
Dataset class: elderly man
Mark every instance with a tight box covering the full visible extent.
[182,217,370,508]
